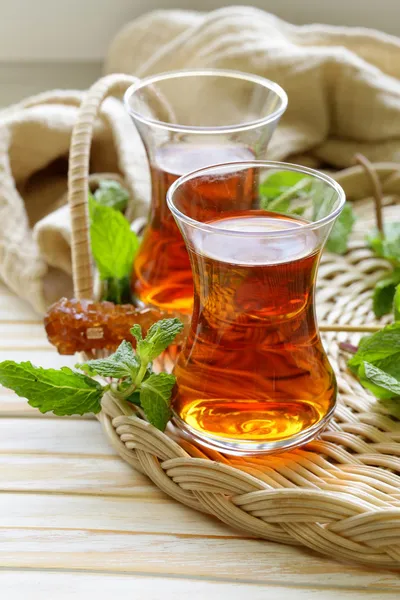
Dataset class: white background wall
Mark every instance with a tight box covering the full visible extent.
[0,0,398,103]
[0,0,399,61]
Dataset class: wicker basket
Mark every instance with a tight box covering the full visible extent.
[67,74,400,568]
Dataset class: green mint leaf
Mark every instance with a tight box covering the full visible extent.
[259,172,312,214]
[394,284,400,321]
[348,324,400,402]
[348,323,400,371]
[380,398,400,419]
[259,173,354,256]
[260,195,290,214]
[0,361,104,415]
[89,196,139,281]
[356,362,395,399]
[131,324,143,343]
[326,203,356,255]
[113,340,138,367]
[374,352,400,383]
[136,318,184,364]
[367,223,400,265]
[362,361,400,398]
[259,171,309,199]
[93,180,129,213]
[77,340,138,379]
[139,372,175,431]
[372,270,400,318]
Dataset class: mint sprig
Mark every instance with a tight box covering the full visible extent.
[133,318,184,365]
[259,172,312,215]
[0,318,184,431]
[367,224,400,318]
[140,372,176,431]
[347,312,400,416]
[259,171,355,253]
[0,362,104,416]
[79,340,139,379]
[89,195,139,304]
[348,323,400,371]
[93,180,129,213]
[362,361,400,398]
[367,223,400,264]
[372,270,400,318]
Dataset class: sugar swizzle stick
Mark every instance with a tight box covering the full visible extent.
[44,298,188,355]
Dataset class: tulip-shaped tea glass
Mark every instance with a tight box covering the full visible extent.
[167,161,345,454]
[124,70,287,314]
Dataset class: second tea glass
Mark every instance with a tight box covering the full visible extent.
[167,161,345,455]
[124,69,287,314]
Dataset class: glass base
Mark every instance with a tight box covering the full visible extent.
[172,402,336,456]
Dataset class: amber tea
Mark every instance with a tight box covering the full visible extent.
[132,143,256,313]
[125,70,288,314]
[173,211,336,448]
[167,161,345,454]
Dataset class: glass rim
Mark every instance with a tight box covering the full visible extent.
[166,160,346,238]
[124,68,288,134]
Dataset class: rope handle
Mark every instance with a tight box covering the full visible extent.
[67,74,139,300]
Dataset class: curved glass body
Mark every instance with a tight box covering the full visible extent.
[167,161,345,455]
[125,70,287,313]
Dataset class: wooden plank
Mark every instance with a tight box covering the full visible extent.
[0,529,398,589]
[0,492,240,537]
[0,454,156,497]
[0,323,53,349]
[0,349,77,369]
[0,387,87,418]
[0,571,398,600]
[0,385,94,419]
[0,317,82,415]
[0,289,77,381]
[0,387,43,417]
[0,418,114,456]
[0,349,78,417]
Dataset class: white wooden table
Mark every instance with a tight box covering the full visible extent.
[0,281,399,599]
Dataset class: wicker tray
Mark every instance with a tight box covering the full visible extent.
[67,75,400,568]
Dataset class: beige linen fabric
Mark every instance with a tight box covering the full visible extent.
[2,6,400,312]
[106,6,400,167]
[0,92,148,313]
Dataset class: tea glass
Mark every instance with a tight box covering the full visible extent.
[124,69,287,314]
[166,161,345,455]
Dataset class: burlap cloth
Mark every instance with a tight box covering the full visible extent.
[2,6,400,314]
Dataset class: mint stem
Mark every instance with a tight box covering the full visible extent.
[268,177,311,209]
[109,381,137,401]
[134,363,148,387]
[354,153,384,235]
